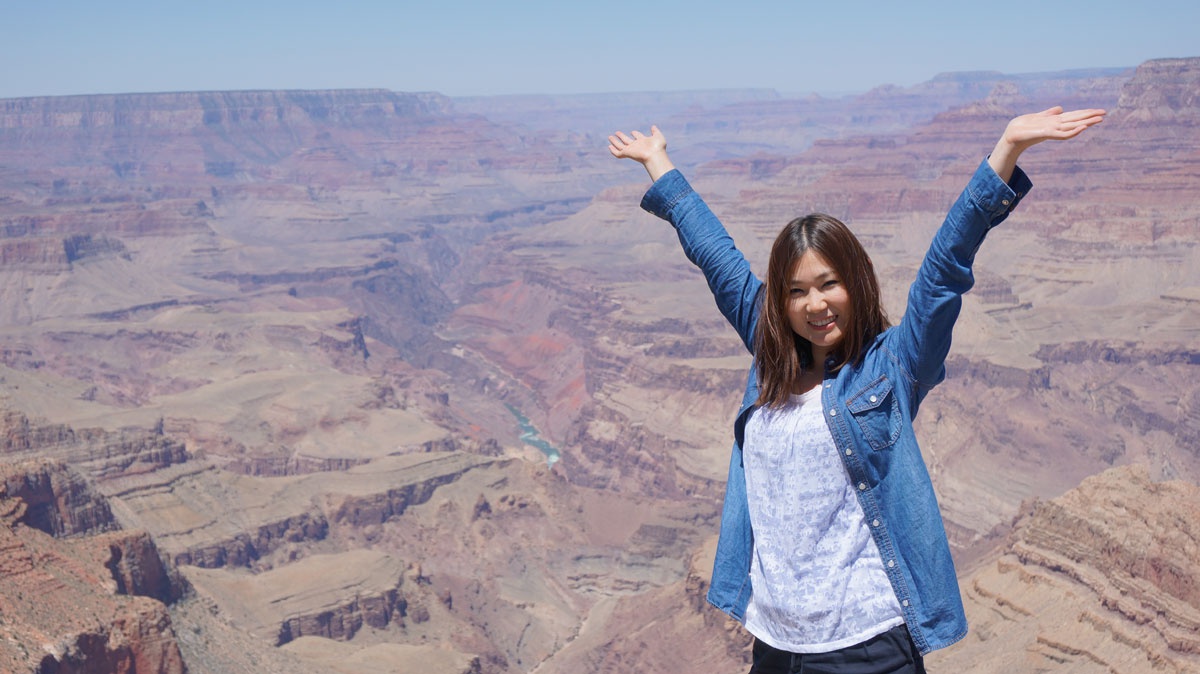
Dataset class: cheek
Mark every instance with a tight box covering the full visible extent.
[786,299,807,324]
[833,289,853,315]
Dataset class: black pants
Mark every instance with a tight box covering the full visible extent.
[748,625,927,674]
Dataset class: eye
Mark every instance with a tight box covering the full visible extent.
[822,279,839,289]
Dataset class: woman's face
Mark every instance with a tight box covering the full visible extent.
[786,249,852,362]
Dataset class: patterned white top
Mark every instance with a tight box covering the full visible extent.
[742,386,904,653]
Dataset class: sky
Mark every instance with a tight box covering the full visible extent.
[2,1,1197,100]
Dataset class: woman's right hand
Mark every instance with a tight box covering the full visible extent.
[608,125,676,182]
[987,107,1106,182]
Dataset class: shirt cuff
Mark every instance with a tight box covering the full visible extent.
[968,158,1034,222]
[639,169,694,220]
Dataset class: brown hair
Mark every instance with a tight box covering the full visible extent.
[754,213,890,408]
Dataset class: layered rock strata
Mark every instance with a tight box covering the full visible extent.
[929,465,1200,673]
[0,58,1198,672]
[0,459,185,673]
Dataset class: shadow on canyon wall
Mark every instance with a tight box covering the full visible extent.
[1,58,1199,672]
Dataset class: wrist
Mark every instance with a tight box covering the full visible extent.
[643,153,675,183]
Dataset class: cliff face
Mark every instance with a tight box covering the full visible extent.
[929,465,1200,673]
[0,460,185,674]
[1,58,1198,672]
[1112,58,1200,125]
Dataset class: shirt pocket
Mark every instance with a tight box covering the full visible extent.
[846,376,902,451]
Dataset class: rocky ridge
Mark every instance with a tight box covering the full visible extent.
[0,459,185,673]
[0,58,1198,671]
[929,465,1200,673]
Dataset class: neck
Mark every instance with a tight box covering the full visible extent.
[810,346,832,369]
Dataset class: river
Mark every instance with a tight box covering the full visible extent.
[505,404,561,467]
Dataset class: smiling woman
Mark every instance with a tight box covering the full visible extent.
[758,212,890,405]
[607,107,1105,673]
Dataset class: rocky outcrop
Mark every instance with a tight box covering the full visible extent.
[275,587,407,646]
[322,460,489,527]
[30,599,187,674]
[930,465,1200,673]
[0,411,189,483]
[1,57,1197,673]
[1,459,115,536]
[1112,57,1200,125]
[1,411,75,451]
[98,530,181,603]
[183,550,409,648]
[0,460,185,674]
[172,510,329,569]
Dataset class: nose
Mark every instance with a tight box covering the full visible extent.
[807,291,828,314]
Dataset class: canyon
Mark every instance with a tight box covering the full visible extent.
[0,57,1198,672]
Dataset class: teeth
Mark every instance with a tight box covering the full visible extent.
[811,317,835,327]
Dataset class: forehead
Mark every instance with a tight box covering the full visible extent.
[788,249,836,282]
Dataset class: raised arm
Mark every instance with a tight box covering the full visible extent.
[609,125,676,182]
[610,125,762,351]
[987,106,1106,182]
[896,106,1106,398]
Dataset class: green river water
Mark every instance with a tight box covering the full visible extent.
[505,403,561,467]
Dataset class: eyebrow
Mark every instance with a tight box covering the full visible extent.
[788,270,837,286]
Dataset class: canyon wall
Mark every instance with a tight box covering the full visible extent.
[0,58,1197,672]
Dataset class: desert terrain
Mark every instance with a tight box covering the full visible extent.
[1,58,1198,672]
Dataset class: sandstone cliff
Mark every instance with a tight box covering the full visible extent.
[1,57,1198,672]
[929,465,1200,673]
[0,459,185,673]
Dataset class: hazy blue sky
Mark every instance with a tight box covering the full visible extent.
[2,1,1196,99]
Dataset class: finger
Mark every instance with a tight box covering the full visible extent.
[631,130,645,140]
[1058,108,1107,123]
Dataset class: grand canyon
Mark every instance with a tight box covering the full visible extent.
[1,57,1198,673]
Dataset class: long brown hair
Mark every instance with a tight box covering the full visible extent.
[754,213,889,408]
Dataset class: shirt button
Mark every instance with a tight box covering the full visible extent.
[858,483,867,491]
[902,600,910,607]
[887,560,895,568]
[1001,199,1010,206]
[825,383,831,389]
[829,409,837,417]
[869,395,878,403]
[845,448,853,456]
[872,519,880,527]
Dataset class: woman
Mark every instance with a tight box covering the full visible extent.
[608,107,1105,673]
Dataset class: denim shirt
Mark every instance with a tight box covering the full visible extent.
[640,158,1032,655]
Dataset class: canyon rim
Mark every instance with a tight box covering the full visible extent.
[1,57,1199,672]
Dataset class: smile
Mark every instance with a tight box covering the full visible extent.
[809,316,837,329]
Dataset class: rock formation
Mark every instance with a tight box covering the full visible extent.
[0,57,1198,672]
[0,460,185,673]
[928,465,1200,673]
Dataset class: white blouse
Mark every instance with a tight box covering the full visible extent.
[742,386,904,653]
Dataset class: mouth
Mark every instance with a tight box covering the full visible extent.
[809,316,837,331]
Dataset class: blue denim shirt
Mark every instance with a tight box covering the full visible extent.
[640,158,1032,655]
